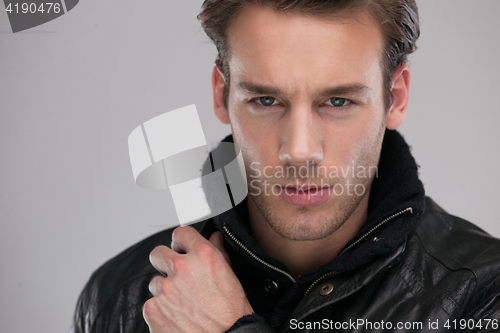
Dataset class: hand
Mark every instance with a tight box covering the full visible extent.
[143,226,254,333]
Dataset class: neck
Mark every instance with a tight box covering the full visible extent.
[247,195,369,279]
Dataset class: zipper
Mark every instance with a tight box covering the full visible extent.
[223,207,413,293]
[303,207,413,296]
[223,225,296,283]
[339,207,413,256]
[304,271,336,296]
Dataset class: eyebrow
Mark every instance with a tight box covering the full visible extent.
[321,84,370,98]
[237,82,283,96]
[236,82,370,98]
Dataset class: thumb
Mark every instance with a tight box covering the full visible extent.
[209,231,232,267]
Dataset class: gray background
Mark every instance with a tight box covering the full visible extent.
[1,1,499,332]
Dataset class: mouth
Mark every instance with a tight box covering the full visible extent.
[275,184,332,206]
[284,184,330,193]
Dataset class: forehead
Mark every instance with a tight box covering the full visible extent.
[226,5,384,93]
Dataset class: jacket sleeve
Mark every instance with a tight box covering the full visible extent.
[229,322,276,333]
[459,290,500,332]
[225,314,275,333]
[71,277,151,333]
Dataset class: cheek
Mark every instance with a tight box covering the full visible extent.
[324,111,385,165]
[231,127,266,179]
[352,114,386,165]
[230,109,281,166]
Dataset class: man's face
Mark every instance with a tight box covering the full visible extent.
[216,5,395,241]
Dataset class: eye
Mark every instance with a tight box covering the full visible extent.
[325,97,351,107]
[255,96,278,106]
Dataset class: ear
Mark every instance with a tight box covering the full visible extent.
[212,63,230,124]
[386,63,410,130]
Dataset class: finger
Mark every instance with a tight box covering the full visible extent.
[149,245,178,276]
[171,225,208,253]
[209,231,231,266]
[148,274,165,296]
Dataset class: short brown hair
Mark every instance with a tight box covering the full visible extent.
[198,0,420,110]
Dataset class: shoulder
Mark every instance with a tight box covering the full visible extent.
[72,221,205,333]
[414,197,500,272]
[406,197,500,312]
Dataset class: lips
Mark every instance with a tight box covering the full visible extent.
[277,184,332,206]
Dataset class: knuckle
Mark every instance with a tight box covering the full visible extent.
[148,277,157,294]
[171,226,182,238]
[150,245,167,261]
[172,226,188,238]
[170,256,187,273]
[196,242,216,260]
[148,276,163,295]
[142,298,158,322]
[159,278,170,293]
[172,225,195,239]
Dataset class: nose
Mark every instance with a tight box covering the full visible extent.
[279,106,323,166]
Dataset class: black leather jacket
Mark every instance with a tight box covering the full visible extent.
[72,131,500,332]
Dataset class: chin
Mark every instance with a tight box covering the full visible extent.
[276,217,340,241]
[251,188,367,241]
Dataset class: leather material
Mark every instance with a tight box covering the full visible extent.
[229,322,275,333]
[72,198,500,332]
[277,198,500,332]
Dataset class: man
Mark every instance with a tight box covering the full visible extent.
[73,0,500,332]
